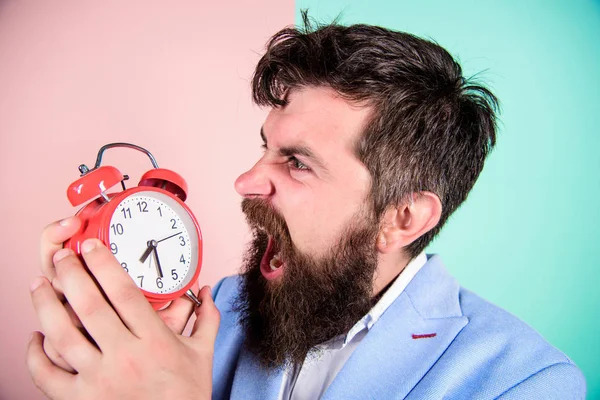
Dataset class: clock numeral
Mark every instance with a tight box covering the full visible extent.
[137,275,144,287]
[110,243,118,254]
[179,236,186,246]
[157,206,162,217]
[179,254,185,264]
[121,207,132,219]
[171,219,177,229]
[171,269,179,280]
[156,277,163,289]
[121,262,128,272]
[137,201,148,213]
[111,223,124,235]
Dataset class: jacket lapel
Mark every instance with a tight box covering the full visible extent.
[229,346,285,399]
[322,255,468,400]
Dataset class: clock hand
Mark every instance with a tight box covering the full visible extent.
[152,246,164,279]
[156,231,183,244]
[139,240,155,263]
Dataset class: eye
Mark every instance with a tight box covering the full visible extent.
[287,156,310,172]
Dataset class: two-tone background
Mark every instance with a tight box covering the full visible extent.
[1,1,598,398]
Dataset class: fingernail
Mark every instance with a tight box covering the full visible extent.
[81,239,98,254]
[30,276,45,292]
[59,217,73,227]
[53,248,73,262]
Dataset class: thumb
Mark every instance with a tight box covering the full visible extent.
[189,286,220,347]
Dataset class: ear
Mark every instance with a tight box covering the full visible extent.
[376,192,442,254]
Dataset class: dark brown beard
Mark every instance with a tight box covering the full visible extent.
[233,198,379,369]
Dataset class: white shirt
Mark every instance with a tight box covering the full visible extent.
[278,252,428,400]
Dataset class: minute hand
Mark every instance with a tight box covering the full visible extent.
[152,247,164,278]
[157,231,183,244]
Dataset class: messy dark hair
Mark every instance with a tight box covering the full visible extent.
[252,12,499,257]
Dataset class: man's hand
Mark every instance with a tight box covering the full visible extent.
[27,237,220,399]
[38,217,202,371]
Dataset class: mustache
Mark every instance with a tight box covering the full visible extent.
[241,198,291,242]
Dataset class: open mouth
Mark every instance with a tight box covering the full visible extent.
[260,234,285,280]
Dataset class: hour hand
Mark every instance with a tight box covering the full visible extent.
[139,241,155,263]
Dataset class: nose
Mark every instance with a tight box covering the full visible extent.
[234,162,275,198]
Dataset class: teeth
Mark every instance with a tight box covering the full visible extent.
[269,253,282,271]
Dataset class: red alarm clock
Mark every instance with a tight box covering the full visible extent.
[64,143,202,310]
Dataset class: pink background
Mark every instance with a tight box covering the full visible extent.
[0,1,292,398]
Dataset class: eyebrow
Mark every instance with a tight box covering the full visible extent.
[261,127,329,174]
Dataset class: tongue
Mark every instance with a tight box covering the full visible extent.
[270,254,283,270]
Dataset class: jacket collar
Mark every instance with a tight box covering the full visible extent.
[323,255,467,399]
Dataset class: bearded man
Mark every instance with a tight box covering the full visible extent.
[28,16,586,400]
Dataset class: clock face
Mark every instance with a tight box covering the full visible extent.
[107,190,200,295]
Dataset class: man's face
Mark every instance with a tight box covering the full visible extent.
[233,87,379,367]
[235,86,373,263]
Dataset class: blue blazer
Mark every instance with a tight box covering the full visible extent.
[210,255,586,399]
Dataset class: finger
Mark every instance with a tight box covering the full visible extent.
[42,299,87,373]
[40,217,82,282]
[79,239,167,338]
[64,302,84,329]
[30,276,101,373]
[189,286,220,346]
[26,331,75,399]
[45,303,97,373]
[44,338,75,373]
[157,282,198,334]
[43,302,90,373]
[52,248,132,349]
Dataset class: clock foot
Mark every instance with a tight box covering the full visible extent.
[185,289,202,307]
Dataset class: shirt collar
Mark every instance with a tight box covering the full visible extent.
[342,252,428,346]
